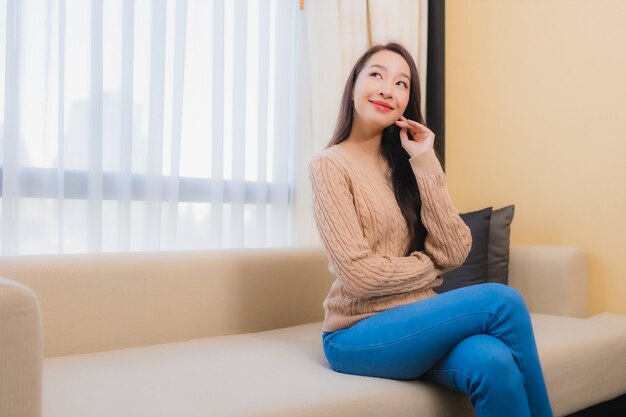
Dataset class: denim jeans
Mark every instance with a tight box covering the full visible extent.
[321,283,553,417]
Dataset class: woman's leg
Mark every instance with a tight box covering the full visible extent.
[321,283,553,417]
[423,334,531,417]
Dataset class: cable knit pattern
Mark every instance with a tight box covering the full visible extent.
[309,146,472,332]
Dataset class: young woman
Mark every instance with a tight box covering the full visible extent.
[308,42,554,417]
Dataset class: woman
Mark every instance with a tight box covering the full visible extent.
[308,42,553,417]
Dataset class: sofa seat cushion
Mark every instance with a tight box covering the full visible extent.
[531,312,626,416]
[42,322,473,417]
[42,313,626,417]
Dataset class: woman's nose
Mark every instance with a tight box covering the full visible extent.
[379,82,393,98]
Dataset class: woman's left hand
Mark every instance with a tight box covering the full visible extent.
[395,116,435,158]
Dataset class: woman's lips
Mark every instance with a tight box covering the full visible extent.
[369,100,393,113]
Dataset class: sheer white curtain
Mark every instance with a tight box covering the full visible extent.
[0,0,300,255]
[293,0,430,247]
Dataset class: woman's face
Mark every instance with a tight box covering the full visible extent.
[352,50,411,132]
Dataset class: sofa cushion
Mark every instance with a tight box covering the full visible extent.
[436,207,492,293]
[487,204,515,285]
[436,205,516,293]
[42,313,626,417]
[531,312,626,416]
[43,322,473,417]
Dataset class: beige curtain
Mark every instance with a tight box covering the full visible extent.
[292,0,430,246]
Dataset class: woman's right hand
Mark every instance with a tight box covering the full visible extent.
[395,116,435,158]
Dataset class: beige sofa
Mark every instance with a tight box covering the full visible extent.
[1,244,625,417]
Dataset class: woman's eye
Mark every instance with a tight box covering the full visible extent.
[369,72,407,87]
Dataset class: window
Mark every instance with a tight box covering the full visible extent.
[0,0,300,254]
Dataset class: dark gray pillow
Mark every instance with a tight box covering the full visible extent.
[435,207,492,293]
[487,205,515,285]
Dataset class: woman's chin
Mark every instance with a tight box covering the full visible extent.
[356,111,396,134]
[368,115,395,130]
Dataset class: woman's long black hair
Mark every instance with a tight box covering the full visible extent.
[325,42,444,255]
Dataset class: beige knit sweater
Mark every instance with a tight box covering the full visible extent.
[309,146,472,332]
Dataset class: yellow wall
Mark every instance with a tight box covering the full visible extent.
[446,0,626,315]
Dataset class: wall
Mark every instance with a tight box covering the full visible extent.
[446,0,626,314]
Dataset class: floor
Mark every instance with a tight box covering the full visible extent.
[565,393,626,417]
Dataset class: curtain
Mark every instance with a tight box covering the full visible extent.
[0,0,300,255]
[293,0,431,246]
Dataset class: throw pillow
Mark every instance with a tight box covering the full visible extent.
[487,204,515,285]
[434,207,492,294]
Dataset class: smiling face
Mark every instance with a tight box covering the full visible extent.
[352,50,411,132]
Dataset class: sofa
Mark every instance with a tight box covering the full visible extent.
[1,244,625,417]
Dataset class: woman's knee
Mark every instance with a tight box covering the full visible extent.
[481,283,527,310]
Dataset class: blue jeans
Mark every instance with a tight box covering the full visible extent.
[321,283,553,417]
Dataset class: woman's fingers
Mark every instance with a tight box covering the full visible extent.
[398,126,409,145]
[395,120,420,139]
[403,118,430,133]
[396,118,423,129]
[407,119,426,129]
[398,118,435,141]
[395,119,414,128]
[396,117,435,155]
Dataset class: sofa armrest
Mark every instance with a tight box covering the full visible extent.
[0,277,42,417]
[508,245,589,318]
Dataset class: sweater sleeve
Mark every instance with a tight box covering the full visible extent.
[409,149,473,273]
[309,154,444,299]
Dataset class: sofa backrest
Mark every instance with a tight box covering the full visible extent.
[0,247,334,358]
[0,244,588,358]
[508,244,589,319]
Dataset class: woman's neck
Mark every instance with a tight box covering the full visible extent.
[344,118,384,157]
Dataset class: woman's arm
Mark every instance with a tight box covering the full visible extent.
[409,149,473,272]
[309,154,444,299]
